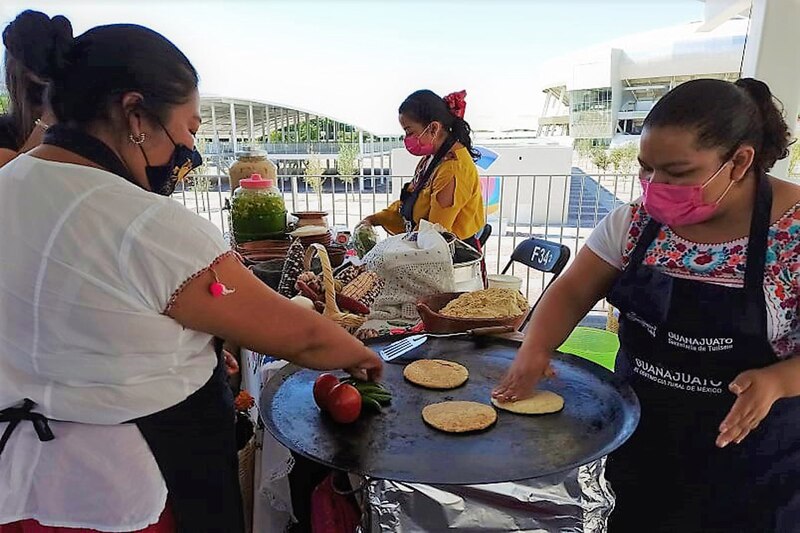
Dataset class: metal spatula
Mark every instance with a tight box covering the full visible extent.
[379,325,515,361]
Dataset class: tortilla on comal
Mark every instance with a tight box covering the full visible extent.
[422,401,497,433]
[490,391,564,415]
[403,359,469,390]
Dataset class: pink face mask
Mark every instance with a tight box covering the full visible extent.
[640,161,734,226]
[403,124,436,156]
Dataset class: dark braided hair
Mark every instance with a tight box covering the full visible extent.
[399,89,480,161]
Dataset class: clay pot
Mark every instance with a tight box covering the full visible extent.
[416,292,527,334]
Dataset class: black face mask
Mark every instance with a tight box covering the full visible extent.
[139,125,203,196]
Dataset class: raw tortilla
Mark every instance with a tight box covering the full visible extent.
[403,359,469,390]
[422,401,497,433]
[490,391,564,415]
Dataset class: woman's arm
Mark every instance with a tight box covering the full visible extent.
[0,110,55,168]
[493,247,620,400]
[772,356,800,398]
[427,175,460,231]
[364,159,428,233]
[18,118,49,153]
[364,200,405,235]
[425,159,464,232]
[168,254,382,380]
[0,148,16,168]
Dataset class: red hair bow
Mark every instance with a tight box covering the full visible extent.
[443,90,467,119]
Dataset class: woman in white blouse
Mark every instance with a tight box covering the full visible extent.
[0,11,382,533]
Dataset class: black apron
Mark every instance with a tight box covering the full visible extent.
[606,173,800,532]
[0,127,244,533]
[399,136,457,233]
[399,138,487,286]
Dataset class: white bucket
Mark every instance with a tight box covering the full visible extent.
[453,258,483,292]
[487,274,523,292]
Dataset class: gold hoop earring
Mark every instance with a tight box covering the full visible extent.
[128,132,146,145]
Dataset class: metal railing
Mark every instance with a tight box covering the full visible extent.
[174,170,641,310]
[202,140,403,157]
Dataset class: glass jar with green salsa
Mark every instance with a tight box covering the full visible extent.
[231,173,287,243]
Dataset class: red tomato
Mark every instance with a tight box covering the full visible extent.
[327,383,362,423]
[313,373,340,411]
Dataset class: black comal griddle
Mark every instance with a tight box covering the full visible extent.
[260,335,639,485]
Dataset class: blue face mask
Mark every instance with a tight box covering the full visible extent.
[139,125,203,196]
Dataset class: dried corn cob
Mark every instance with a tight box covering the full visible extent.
[335,264,365,285]
[296,271,323,296]
[341,271,380,301]
[278,239,305,297]
[360,276,384,308]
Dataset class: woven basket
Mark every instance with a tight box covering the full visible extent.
[304,243,367,334]
[238,435,256,533]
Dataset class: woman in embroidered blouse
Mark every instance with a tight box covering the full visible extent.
[494,78,800,532]
[362,90,485,245]
[0,11,381,533]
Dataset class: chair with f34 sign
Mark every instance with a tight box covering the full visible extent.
[500,237,570,332]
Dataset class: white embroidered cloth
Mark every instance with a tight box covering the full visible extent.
[364,221,455,321]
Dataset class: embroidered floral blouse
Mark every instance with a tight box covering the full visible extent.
[587,200,800,359]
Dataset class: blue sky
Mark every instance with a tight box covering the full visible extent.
[1,1,705,134]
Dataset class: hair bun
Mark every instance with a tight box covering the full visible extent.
[735,78,772,104]
[2,10,74,81]
[735,77,792,171]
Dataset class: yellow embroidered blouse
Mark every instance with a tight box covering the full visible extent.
[371,146,485,239]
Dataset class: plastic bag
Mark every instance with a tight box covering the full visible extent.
[310,473,361,533]
[352,222,379,258]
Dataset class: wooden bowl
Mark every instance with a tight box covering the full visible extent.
[292,211,329,228]
[416,292,528,334]
[325,244,347,268]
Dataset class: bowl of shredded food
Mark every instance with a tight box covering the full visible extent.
[417,289,530,333]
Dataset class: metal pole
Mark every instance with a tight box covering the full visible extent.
[290,175,299,213]
[526,176,537,300]
[210,104,225,231]
[380,137,385,186]
[496,176,505,275]
[358,130,365,191]
[229,102,238,155]
[370,135,376,192]
[211,104,220,160]
[261,104,267,142]
[248,103,255,146]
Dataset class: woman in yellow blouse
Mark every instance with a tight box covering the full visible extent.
[362,89,485,246]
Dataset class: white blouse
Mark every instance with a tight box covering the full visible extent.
[0,154,230,529]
